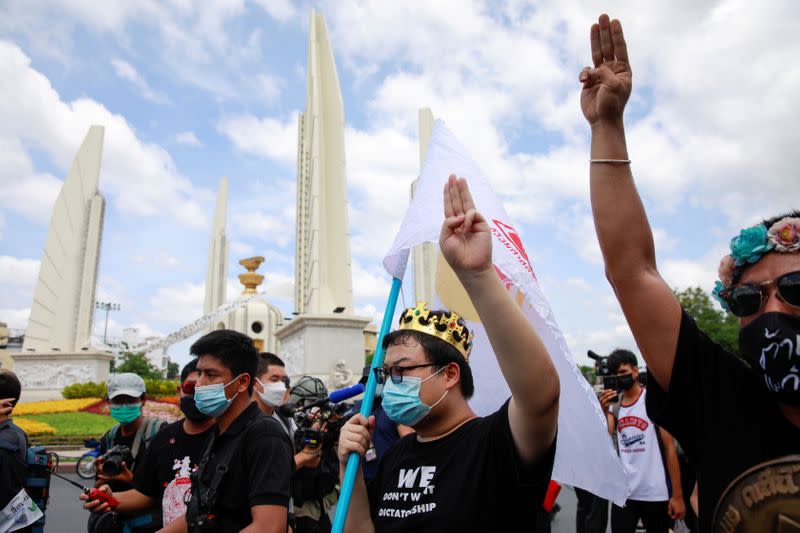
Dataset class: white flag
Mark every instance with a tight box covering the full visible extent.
[384,119,629,505]
[0,489,43,532]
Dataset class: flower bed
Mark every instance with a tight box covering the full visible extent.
[15,398,103,416]
[13,417,57,436]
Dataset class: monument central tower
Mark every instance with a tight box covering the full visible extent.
[294,10,354,316]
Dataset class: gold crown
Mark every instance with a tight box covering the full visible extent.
[398,302,474,361]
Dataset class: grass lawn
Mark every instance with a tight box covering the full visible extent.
[26,412,115,437]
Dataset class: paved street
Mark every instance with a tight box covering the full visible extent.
[41,474,596,533]
[45,470,94,532]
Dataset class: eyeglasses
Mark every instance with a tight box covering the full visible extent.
[109,400,142,409]
[722,270,800,317]
[178,381,196,395]
[373,364,438,384]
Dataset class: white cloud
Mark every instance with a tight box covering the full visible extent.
[231,211,293,247]
[146,282,205,326]
[0,41,209,228]
[230,240,255,256]
[175,131,203,147]
[253,0,296,23]
[255,73,284,105]
[111,58,169,104]
[0,256,39,310]
[217,113,297,165]
[0,307,32,330]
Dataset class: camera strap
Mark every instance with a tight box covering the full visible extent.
[190,419,255,521]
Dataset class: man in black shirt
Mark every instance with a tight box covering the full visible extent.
[580,13,800,530]
[82,359,215,529]
[162,330,294,533]
[338,177,559,532]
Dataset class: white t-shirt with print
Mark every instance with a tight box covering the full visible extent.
[613,388,669,501]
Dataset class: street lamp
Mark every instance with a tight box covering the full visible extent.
[95,301,120,345]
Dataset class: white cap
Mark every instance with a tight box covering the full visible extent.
[108,373,146,399]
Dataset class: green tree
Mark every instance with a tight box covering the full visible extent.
[166,361,180,380]
[116,351,164,380]
[674,286,740,354]
[579,365,597,385]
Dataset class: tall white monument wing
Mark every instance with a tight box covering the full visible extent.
[204,177,228,317]
[295,10,354,315]
[23,125,105,353]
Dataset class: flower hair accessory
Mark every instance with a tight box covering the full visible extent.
[712,216,800,310]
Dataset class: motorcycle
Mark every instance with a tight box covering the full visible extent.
[76,438,101,479]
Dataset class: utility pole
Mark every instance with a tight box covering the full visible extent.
[95,301,120,345]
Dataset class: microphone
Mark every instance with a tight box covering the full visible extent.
[277,383,367,417]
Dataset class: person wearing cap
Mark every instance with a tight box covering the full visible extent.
[95,373,166,493]
[337,177,559,531]
[82,359,215,530]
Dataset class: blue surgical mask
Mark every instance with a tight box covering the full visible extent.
[382,367,448,426]
[194,375,242,417]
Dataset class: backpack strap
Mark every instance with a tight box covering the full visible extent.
[130,417,162,466]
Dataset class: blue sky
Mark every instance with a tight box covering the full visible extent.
[1,1,799,369]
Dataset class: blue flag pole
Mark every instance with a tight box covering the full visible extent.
[332,277,403,533]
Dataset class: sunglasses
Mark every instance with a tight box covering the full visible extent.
[722,270,800,317]
[178,380,196,395]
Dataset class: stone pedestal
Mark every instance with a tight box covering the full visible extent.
[275,314,371,389]
[10,351,114,402]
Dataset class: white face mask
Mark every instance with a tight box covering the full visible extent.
[257,379,287,407]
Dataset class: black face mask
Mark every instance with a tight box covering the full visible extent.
[617,374,636,391]
[738,312,800,405]
[180,396,212,423]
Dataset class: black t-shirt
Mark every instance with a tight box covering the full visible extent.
[133,420,212,525]
[196,402,294,531]
[367,399,556,532]
[646,310,800,531]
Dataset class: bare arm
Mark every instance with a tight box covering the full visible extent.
[580,14,681,390]
[241,505,287,533]
[659,427,686,520]
[441,176,559,463]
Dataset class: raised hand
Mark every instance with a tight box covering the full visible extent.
[579,14,632,126]
[439,175,492,277]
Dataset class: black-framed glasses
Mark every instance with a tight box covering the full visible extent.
[722,270,800,317]
[178,380,196,395]
[373,364,438,384]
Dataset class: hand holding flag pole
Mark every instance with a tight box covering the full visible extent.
[332,277,402,533]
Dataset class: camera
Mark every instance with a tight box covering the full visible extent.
[100,445,134,476]
[587,350,611,377]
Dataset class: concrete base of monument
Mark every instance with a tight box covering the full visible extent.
[11,351,114,402]
[275,313,372,390]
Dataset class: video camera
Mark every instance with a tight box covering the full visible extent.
[587,350,611,377]
[100,445,134,476]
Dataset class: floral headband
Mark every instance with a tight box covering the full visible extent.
[711,217,800,310]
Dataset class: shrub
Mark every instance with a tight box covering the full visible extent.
[62,382,107,399]
[62,379,178,399]
[145,379,179,398]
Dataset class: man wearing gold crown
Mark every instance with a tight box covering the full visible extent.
[337,176,560,531]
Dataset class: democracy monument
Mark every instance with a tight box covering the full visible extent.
[10,10,387,397]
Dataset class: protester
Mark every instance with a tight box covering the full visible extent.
[598,350,684,533]
[253,352,294,435]
[81,359,215,530]
[580,13,800,529]
[95,373,166,492]
[337,176,559,531]
[0,371,31,531]
[163,329,294,532]
[351,368,413,482]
